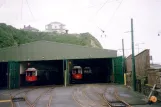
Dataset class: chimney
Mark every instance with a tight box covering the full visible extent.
[65,30,68,34]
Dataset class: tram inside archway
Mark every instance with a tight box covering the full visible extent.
[70,58,113,84]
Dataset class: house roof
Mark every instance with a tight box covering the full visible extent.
[46,22,65,26]
[23,25,39,31]
[150,64,161,69]
[0,41,117,62]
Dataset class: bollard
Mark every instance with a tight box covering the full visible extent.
[124,73,126,86]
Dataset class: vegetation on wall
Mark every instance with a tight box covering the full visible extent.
[0,23,102,48]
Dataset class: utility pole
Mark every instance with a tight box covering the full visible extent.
[122,39,125,73]
[131,18,136,91]
[122,39,125,57]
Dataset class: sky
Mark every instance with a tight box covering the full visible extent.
[0,0,161,63]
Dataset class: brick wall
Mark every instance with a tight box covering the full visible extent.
[126,49,150,77]
[147,69,161,88]
[126,55,132,73]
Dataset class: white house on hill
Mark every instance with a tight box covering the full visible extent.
[45,22,68,34]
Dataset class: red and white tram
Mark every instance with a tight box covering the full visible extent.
[26,68,38,82]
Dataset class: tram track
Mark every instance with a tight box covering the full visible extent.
[72,85,97,107]
[11,88,39,107]
[89,84,132,107]
[10,86,55,107]
[72,84,108,107]
[83,84,110,107]
[73,84,132,107]
[101,85,132,107]
[25,87,54,107]
[113,88,131,107]
[46,92,53,107]
[2,84,132,107]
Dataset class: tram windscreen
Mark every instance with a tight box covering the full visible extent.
[26,71,35,76]
[72,69,82,74]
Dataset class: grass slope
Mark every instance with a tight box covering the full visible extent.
[0,23,102,49]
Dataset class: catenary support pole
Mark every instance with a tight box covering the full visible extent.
[131,18,136,91]
[122,38,125,73]
[122,39,126,85]
[122,39,125,58]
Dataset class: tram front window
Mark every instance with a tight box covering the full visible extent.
[27,71,32,76]
[32,71,36,76]
[78,69,82,74]
[72,70,76,74]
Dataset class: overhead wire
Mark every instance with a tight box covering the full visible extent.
[25,0,35,20]
[88,0,114,25]
[95,0,110,37]
[96,0,111,15]
[92,0,116,37]
[96,0,118,15]
[87,2,107,8]
[21,0,23,20]
[99,0,124,37]
[104,0,124,31]
[96,26,106,37]
[89,0,123,37]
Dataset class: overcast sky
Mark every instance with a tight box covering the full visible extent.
[0,0,161,63]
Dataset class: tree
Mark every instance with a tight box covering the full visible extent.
[0,23,103,49]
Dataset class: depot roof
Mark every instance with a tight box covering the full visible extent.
[0,40,117,62]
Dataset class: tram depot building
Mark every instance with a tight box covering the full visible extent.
[0,41,124,89]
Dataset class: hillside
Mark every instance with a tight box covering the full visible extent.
[0,23,102,49]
